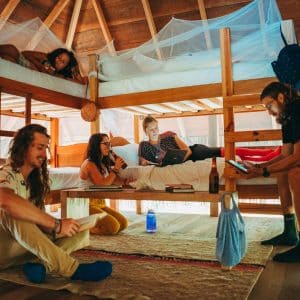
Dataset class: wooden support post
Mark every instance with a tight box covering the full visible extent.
[88,54,100,134]
[220,27,236,212]
[25,93,32,125]
[133,115,143,214]
[50,118,59,167]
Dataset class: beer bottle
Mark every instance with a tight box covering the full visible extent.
[111,151,127,169]
[209,157,219,193]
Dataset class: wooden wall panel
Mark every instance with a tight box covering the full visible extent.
[0,0,299,60]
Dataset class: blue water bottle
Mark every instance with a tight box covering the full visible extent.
[146,209,157,233]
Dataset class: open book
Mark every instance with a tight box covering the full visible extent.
[77,212,107,231]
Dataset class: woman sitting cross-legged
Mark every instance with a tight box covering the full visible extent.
[80,133,128,235]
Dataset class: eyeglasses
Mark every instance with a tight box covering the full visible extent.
[264,100,274,110]
[100,141,111,147]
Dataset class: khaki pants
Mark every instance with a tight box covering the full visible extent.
[0,209,89,277]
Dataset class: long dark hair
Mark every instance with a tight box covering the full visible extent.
[260,82,300,124]
[86,133,114,175]
[47,48,78,78]
[8,124,50,209]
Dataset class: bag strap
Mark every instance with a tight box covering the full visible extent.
[220,193,244,220]
[220,192,238,210]
[280,24,288,47]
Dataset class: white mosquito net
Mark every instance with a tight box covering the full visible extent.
[0,17,111,76]
[98,0,286,82]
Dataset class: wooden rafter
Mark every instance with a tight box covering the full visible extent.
[197,0,212,50]
[91,0,115,55]
[0,0,21,31]
[66,0,83,49]
[197,0,208,19]
[140,0,162,59]
[26,0,70,50]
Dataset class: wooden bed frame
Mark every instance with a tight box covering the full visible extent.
[89,27,282,216]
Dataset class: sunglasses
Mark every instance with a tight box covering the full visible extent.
[100,141,111,147]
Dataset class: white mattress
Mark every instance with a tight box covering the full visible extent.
[49,167,83,190]
[0,58,85,98]
[118,158,277,192]
[99,60,275,97]
[1,58,274,99]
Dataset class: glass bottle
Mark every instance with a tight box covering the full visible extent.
[111,151,127,169]
[209,157,219,193]
[146,209,157,233]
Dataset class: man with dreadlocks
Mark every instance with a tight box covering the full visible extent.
[0,124,112,283]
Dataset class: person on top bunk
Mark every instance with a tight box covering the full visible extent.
[138,115,281,166]
[0,44,87,84]
[0,124,112,283]
[80,133,129,235]
[243,82,300,263]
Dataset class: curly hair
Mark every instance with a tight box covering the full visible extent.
[261,82,300,124]
[47,48,78,79]
[8,124,50,209]
[86,133,114,175]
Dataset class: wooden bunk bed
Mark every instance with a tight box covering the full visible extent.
[1,22,291,218]
[71,25,285,218]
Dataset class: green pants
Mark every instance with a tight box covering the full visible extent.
[0,209,89,277]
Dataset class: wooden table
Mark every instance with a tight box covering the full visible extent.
[60,188,221,218]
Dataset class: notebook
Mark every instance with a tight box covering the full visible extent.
[160,149,187,167]
[87,184,123,191]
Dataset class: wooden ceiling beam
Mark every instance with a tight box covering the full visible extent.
[26,0,70,49]
[66,0,83,49]
[197,0,208,20]
[140,0,162,59]
[1,110,50,121]
[0,0,21,30]
[91,0,116,55]
[197,0,212,49]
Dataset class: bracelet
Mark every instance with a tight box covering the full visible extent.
[52,218,62,240]
[112,169,119,174]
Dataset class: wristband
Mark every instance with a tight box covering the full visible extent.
[52,218,62,240]
[112,168,119,174]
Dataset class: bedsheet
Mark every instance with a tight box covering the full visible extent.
[49,167,83,190]
[118,158,276,192]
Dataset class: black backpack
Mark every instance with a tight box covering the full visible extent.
[271,28,300,90]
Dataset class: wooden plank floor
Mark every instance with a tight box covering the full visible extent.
[0,212,299,299]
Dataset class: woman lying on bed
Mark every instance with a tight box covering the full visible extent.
[0,44,87,84]
[80,133,128,235]
[139,116,281,166]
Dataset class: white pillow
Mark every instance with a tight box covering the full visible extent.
[163,50,220,73]
[133,53,163,73]
[99,55,140,81]
[112,144,139,167]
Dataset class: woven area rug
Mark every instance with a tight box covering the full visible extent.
[0,214,278,299]
[0,247,266,300]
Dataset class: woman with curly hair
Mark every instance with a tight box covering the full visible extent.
[0,44,87,83]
